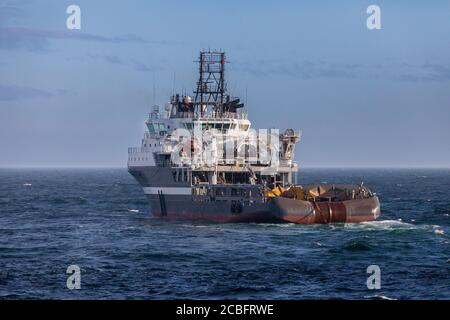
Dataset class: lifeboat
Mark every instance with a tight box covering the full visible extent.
[272,184,380,224]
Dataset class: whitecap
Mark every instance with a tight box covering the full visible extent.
[344,220,417,231]
[258,223,296,228]
[180,224,209,228]
[434,229,445,235]
[128,209,140,213]
[23,183,32,186]
[364,295,397,300]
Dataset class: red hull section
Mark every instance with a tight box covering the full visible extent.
[153,196,380,224]
[275,196,380,224]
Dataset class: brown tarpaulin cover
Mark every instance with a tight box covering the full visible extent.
[308,185,326,197]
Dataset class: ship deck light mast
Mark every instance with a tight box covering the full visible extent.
[193,51,244,118]
[194,50,226,117]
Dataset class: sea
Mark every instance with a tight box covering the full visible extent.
[0,168,449,299]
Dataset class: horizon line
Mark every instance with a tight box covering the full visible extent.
[0,166,449,170]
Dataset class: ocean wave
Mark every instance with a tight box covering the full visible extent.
[364,294,397,300]
[48,196,88,205]
[344,220,450,239]
[257,223,297,228]
[341,239,372,252]
[344,219,417,231]
[124,199,148,205]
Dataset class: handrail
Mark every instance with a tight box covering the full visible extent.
[128,147,154,154]
[171,111,248,120]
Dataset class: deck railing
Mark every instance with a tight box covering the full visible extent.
[171,111,247,120]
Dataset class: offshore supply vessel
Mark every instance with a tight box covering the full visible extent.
[128,51,380,224]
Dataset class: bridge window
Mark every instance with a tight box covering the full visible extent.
[184,123,194,130]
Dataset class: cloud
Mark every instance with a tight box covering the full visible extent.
[0,1,28,26]
[87,53,124,65]
[396,63,450,82]
[0,27,149,51]
[231,58,450,83]
[0,5,22,21]
[84,53,161,72]
[0,83,52,101]
[132,59,159,73]
[230,59,360,79]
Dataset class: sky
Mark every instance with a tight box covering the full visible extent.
[0,0,449,168]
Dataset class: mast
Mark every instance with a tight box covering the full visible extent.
[193,51,227,115]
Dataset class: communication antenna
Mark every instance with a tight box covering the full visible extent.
[152,82,156,106]
[172,71,176,95]
[245,85,248,106]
